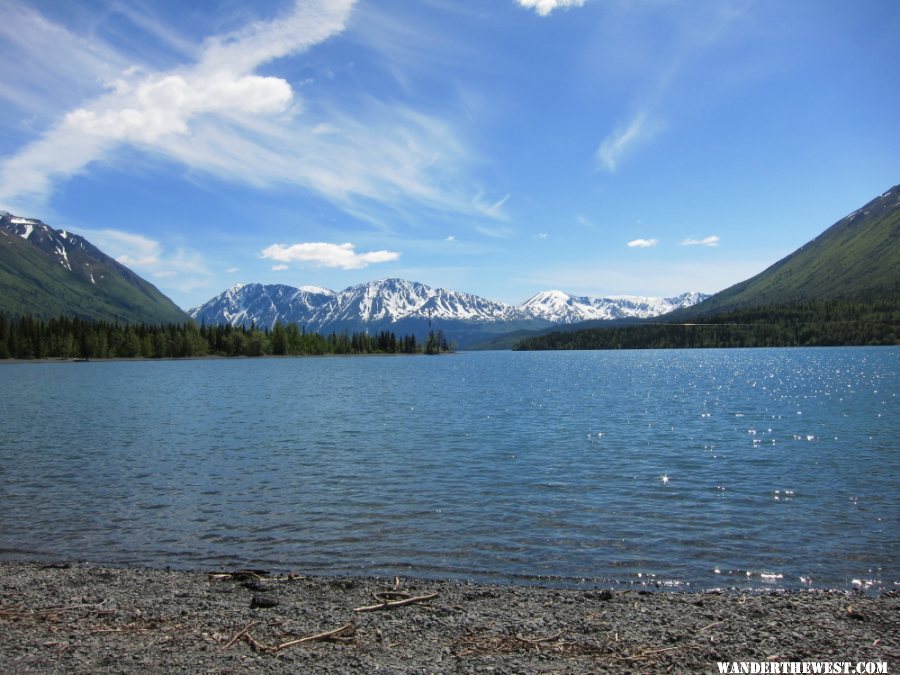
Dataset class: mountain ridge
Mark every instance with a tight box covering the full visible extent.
[675,184,900,318]
[189,278,708,346]
[0,212,189,325]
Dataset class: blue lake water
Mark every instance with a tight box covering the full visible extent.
[1,348,897,592]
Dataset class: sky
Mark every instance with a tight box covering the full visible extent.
[0,0,898,310]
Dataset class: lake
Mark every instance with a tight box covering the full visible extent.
[1,347,897,592]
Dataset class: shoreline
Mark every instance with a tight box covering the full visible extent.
[2,561,896,673]
[0,351,448,365]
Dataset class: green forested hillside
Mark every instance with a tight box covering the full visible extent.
[679,185,899,317]
[514,186,900,351]
[0,214,188,325]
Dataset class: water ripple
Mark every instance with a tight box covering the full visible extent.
[0,348,897,591]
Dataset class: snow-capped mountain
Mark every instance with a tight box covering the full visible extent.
[189,278,530,330]
[0,211,187,324]
[518,290,709,323]
[190,278,708,346]
[1,212,87,274]
[329,278,525,323]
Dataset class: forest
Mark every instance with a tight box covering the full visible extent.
[0,315,452,360]
[514,298,900,351]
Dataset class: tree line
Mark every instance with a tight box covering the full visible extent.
[0,314,452,359]
[514,298,900,351]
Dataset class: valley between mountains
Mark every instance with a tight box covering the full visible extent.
[2,184,898,352]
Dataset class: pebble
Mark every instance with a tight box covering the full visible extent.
[250,594,279,608]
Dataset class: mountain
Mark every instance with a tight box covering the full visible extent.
[190,278,706,347]
[680,185,900,317]
[190,278,532,332]
[519,289,708,323]
[0,212,189,324]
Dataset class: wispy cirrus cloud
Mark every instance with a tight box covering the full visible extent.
[681,235,720,247]
[472,192,511,221]
[515,0,586,17]
[0,1,354,205]
[78,228,211,292]
[593,3,746,174]
[0,0,496,226]
[260,242,401,270]
[596,111,663,173]
[0,3,127,124]
[627,238,659,248]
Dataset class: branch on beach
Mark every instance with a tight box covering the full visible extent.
[353,592,439,613]
[235,623,356,653]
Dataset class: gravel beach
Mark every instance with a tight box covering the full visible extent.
[1,562,896,673]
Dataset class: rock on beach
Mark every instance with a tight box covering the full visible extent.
[0,561,896,673]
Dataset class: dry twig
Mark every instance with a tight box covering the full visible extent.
[354,592,438,613]
[243,623,356,653]
[273,623,355,650]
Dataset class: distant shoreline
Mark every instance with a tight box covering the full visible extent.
[0,561,895,673]
[0,352,440,365]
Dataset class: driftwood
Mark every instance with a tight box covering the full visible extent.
[238,623,356,653]
[353,592,439,613]
[271,623,356,650]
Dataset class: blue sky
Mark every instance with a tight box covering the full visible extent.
[1,0,898,309]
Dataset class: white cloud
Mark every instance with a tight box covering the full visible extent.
[77,227,211,291]
[516,0,586,17]
[0,0,497,227]
[260,242,401,270]
[0,1,344,201]
[596,111,662,172]
[445,235,457,242]
[627,238,659,248]
[271,264,290,271]
[538,232,549,239]
[63,72,293,144]
[226,267,239,273]
[681,235,720,247]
